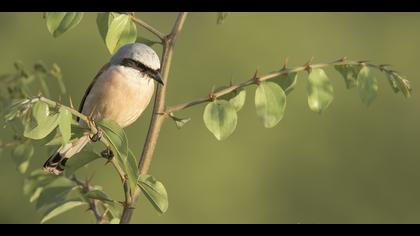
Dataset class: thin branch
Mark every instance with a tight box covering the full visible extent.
[119,12,188,224]
[129,14,165,41]
[165,58,403,114]
[70,175,102,223]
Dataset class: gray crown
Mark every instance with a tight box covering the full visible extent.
[110,43,161,70]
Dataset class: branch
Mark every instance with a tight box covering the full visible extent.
[119,12,188,224]
[28,96,126,179]
[165,58,407,114]
[24,95,130,220]
[70,175,102,223]
[128,14,165,41]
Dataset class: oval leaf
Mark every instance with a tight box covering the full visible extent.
[58,107,72,144]
[307,68,334,113]
[334,64,362,89]
[97,118,128,170]
[386,73,400,93]
[273,72,298,95]
[12,144,34,174]
[125,149,139,194]
[255,82,287,128]
[105,14,137,54]
[32,102,49,123]
[357,66,378,106]
[220,87,246,112]
[41,200,87,224]
[46,12,84,38]
[138,175,168,214]
[24,111,60,140]
[392,73,412,98]
[203,100,238,141]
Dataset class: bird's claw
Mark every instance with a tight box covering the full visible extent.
[89,129,102,142]
[101,148,114,161]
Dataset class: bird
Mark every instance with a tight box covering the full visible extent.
[43,43,163,175]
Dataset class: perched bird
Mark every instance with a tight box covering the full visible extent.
[43,43,163,175]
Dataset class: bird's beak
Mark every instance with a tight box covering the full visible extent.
[153,72,164,85]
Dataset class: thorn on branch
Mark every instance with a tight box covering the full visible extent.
[252,68,261,85]
[69,96,74,109]
[304,57,314,73]
[208,92,216,102]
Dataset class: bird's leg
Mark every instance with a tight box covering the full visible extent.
[89,120,102,142]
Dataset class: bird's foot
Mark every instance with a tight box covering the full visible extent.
[101,148,114,161]
[89,128,102,142]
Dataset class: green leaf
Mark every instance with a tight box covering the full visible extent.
[138,175,168,214]
[273,72,298,95]
[125,150,139,194]
[41,128,63,146]
[97,119,128,169]
[24,110,60,140]
[96,12,120,42]
[96,12,112,42]
[32,102,49,123]
[46,12,84,38]
[35,177,75,210]
[219,87,247,112]
[105,14,137,54]
[85,190,114,202]
[255,82,287,128]
[2,99,30,123]
[64,151,102,177]
[334,64,362,89]
[217,12,229,24]
[12,144,34,174]
[41,200,87,224]
[357,66,378,106]
[58,107,72,144]
[393,74,412,98]
[386,73,400,93]
[307,68,334,113]
[203,100,238,141]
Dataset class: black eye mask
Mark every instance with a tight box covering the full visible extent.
[120,58,160,79]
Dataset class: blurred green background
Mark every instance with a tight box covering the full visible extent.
[0,12,419,224]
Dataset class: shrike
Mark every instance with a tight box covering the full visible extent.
[43,43,163,175]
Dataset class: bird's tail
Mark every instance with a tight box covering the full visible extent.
[43,135,90,175]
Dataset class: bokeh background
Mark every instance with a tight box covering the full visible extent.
[0,12,419,224]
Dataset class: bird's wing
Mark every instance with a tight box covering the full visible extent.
[77,63,111,122]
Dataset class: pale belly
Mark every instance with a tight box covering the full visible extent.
[80,66,155,128]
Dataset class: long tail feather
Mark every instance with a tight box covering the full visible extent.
[43,135,90,175]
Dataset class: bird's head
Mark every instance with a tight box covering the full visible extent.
[110,43,163,85]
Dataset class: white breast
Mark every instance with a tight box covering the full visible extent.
[80,65,155,128]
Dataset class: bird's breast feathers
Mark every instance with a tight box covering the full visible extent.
[80,65,155,127]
